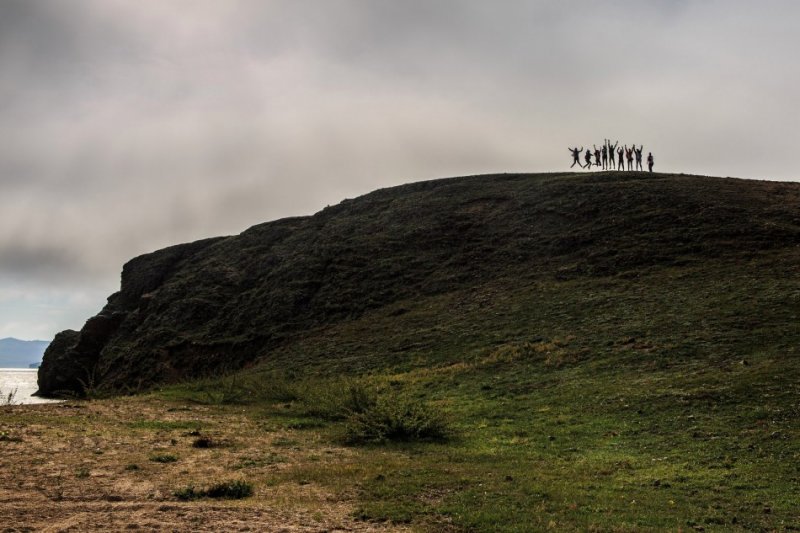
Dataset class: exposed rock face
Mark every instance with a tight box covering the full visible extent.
[36,173,800,396]
[38,238,223,396]
[37,330,80,395]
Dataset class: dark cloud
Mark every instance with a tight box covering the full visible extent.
[0,243,88,283]
[1,0,799,338]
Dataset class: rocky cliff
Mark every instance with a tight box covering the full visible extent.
[37,172,800,396]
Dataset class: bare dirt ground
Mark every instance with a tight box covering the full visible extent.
[0,397,407,532]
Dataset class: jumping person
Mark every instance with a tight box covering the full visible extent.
[617,146,624,170]
[647,152,654,172]
[593,145,601,169]
[607,139,618,168]
[584,148,593,169]
[569,146,584,168]
[634,145,644,171]
[601,143,608,170]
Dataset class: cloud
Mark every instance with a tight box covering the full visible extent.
[1,0,799,337]
[0,243,86,282]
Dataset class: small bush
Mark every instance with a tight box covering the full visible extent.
[192,436,214,448]
[149,454,178,463]
[174,485,201,501]
[0,431,22,442]
[205,480,254,499]
[174,480,253,501]
[300,379,377,421]
[344,393,452,444]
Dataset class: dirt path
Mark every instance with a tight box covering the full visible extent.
[0,398,407,532]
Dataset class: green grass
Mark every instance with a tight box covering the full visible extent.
[158,252,800,531]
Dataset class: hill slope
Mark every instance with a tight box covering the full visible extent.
[38,171,800,395]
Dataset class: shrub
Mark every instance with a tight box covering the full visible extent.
[192,436,214,448]
[149,454,178,463]
[205,480,254,499]
[174,480,253,501]
[174,485,201,501]
[344,392,452,444]
[300,379,377,421]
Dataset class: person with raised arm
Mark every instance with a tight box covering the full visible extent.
[593,145,601,169]
[607,139,619,169]
[568,146,584,168]
[626,145,634,171]
[634,145,644,171]
[601,143,608,170]
[617,146,625,170]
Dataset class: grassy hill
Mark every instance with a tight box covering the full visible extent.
[31,171,800,530]
[38,171,800,393]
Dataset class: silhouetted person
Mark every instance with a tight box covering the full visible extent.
[584,148,593,169]
[626,145,634,171]
[607,140,618,168]
[569,146,584,168]
[601,143,608,170]
[617,147,624,170]
[647,152,654,172]
[634,145,644,171]
[593,145,601,169]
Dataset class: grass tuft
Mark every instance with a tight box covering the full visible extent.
[0,387,18,406]
[149,454,178,463]
[174,480,253,501]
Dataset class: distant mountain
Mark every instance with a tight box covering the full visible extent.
[0,338,49,368]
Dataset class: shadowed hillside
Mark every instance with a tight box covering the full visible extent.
[38,171,800,396]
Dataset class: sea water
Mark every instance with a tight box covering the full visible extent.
[0,368,60,405]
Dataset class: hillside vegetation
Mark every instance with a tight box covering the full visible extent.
[28,171,800,530]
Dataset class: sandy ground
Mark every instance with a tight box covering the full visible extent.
[0,398,407,532]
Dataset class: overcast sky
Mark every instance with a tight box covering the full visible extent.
[1,0,799,340]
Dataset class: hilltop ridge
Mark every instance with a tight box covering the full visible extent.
[38,171,800,396]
